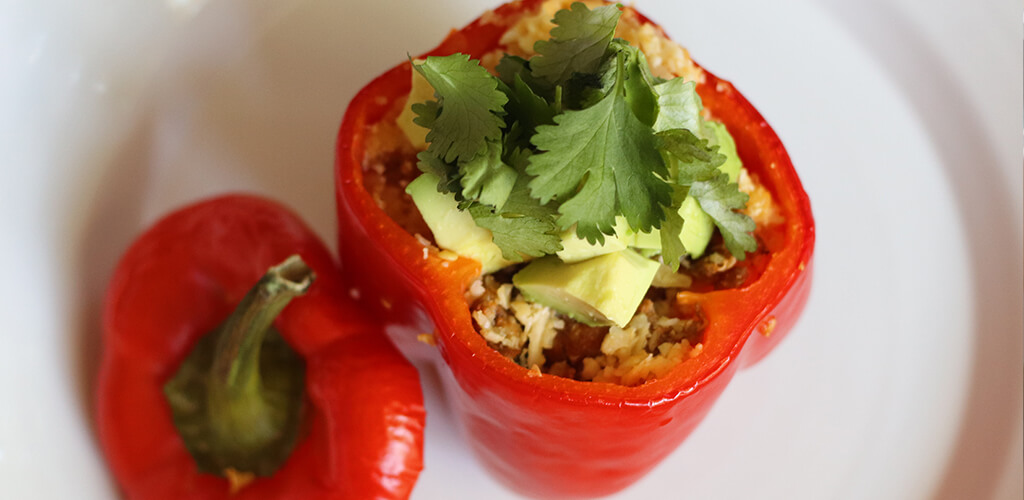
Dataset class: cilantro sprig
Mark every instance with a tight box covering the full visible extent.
[528,51,670,243]
[413,54,507,164]
[531,2,621,85]
[410,2,756,263]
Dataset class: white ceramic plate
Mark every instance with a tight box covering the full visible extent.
[1,0,1020,498]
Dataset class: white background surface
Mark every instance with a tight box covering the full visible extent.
[0,0,1020,498]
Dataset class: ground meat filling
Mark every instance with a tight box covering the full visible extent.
[466,274,709,385]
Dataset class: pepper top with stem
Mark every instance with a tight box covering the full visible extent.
[98,194,427,499]
[164,255,314,483]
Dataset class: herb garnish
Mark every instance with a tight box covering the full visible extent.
[410,2,756,265]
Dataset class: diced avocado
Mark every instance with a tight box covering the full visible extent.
[707,120,742,184]
[679,195,714,259]
[512,250,659,328]
[617,194,712,260]
[556,219,629,263]
[406,174,514,274]
[626,228,661,250]
[557,231,627,263]
[614,197,712,260]
[396,60,434,149]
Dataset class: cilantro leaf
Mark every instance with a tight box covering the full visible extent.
[688,178,757,259]
[414,100,462,194]
[469,149,562,260]
[656,128,726,183]
[496,54,529,87]
[505,144,532,174]
[500,159,559,220]
[411,99,440,130]
[460,140,517,210]
[531,3,621,85]
[469,204,562,261]
[583,41,658,123]
[528,53,671,243]
[659,185,687,270]
[414,54,508,163]
[560,72,604,110]
[658,127,754,259]
[502,120,528,157]
[497,55,553,97]
[415,151,461,194]
[652,78,704,134]
[502,73,556,137]
[622,45,659,127]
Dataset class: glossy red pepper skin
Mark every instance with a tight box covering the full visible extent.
[96,195,426,499]
[335,1,815,497]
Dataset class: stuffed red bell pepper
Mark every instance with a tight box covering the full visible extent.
[97,195,426,499]
[335,0,814,497]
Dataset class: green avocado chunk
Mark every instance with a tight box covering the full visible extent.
[625,223,661,250]
[618,195,711,259]
[678,195,714,259]
[512,250,659,328]
[707,120,742,184]
[395,59,433,149]
[557,230,627,263]
[406,173,514,274]
[556,218,630,263]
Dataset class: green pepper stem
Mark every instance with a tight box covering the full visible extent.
[163,254,313,479]
[210,256,312,398]
[206,256,312,463]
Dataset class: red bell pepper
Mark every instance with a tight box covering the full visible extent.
[96,195,426,499]
[334,1,814,497]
